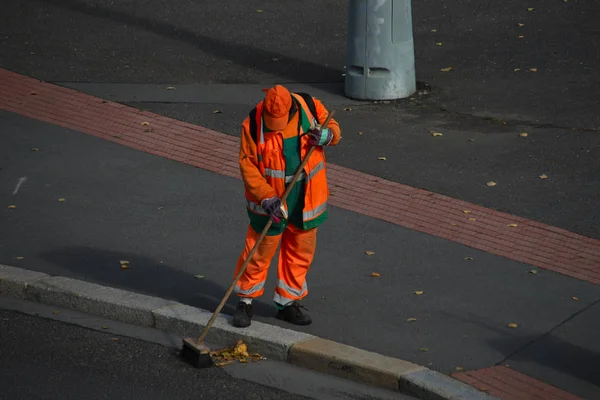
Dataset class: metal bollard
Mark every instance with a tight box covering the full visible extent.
[344,0,416,100]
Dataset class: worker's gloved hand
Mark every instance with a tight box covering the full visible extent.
[261,196,284,223]
[307,126,333,146]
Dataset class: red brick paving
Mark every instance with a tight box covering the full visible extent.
[453,366,583,400]
[1,68,599,285]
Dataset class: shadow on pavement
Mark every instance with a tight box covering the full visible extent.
[39,246,276,319]
[488,333,600,390]
[29,0,343,93]
[441,308,600,390]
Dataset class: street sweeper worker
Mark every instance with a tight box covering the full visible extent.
[232,85,341,328]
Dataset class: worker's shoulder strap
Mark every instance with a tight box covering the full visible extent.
[248,106,259,144]
[248,93,318,143]
[293,92,318,121]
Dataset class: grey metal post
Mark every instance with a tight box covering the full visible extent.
[344,0,416,100]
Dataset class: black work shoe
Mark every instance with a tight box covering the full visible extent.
[276,302,312,326]
[233,301,253,328]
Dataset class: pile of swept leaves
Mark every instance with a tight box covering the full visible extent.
[210,340,266,367]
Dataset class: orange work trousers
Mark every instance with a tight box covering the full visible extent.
[233,223,317,306]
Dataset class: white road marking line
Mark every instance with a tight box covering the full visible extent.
[12,177,27,195]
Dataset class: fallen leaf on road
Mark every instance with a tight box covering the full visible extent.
[508,323,518,328]
[440,67,454,72]
[415,290,424,295]
[451,223,457,226]
[539,174,548,179]
[465,257,474,261]
[365,251,375,255]
[487,181,497,187]
[436,42,443,46]
[514,68,521,72]
[102,326,109,329]
[370,272,381,277]
[141,122,149,126]
[377,157,387,161]
[211,340,265,366]
[463,210,471,214]
[194,275,204,279]
[527,7,535,11]
[31,148,39,151]
[456,366,464,371]
[257,9,263,12]
[53,311,61,315]
[111,338,120,341]
[431,131,443,137]
[8,205,16,209]
[166,86,176,90]
[120,265,129,269]
[529,68,538,72]
[58,198,66,202]
[15,256,24,260]
[518,35,525,39]
[431,29,437,32]
[519,132,528,137]
[407,318,418,322]
[120,260,129,265]
[529,269,538,274]
[418,347,429,352]
[233,340,249,357]
[468,218,476,221]
[507,223,518,227]
[518,23,525,27]
[572,296,579,300]
[358,131,364,135]
[213,109,223,114]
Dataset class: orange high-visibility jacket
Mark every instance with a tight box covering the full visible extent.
[239,93,341,228]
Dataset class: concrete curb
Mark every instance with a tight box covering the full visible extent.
[0,264,498,399]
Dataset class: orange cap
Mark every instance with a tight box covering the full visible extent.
[263,85,292,131]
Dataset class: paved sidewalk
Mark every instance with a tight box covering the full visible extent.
[2,70,599,399]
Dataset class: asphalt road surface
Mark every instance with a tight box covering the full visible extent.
[0,298,415,400]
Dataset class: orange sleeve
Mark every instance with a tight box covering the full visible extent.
[239,118,277,202]
[313,98,341,146]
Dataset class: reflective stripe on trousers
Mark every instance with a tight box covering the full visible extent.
[277,279,307,298]
[234,281,265,296]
